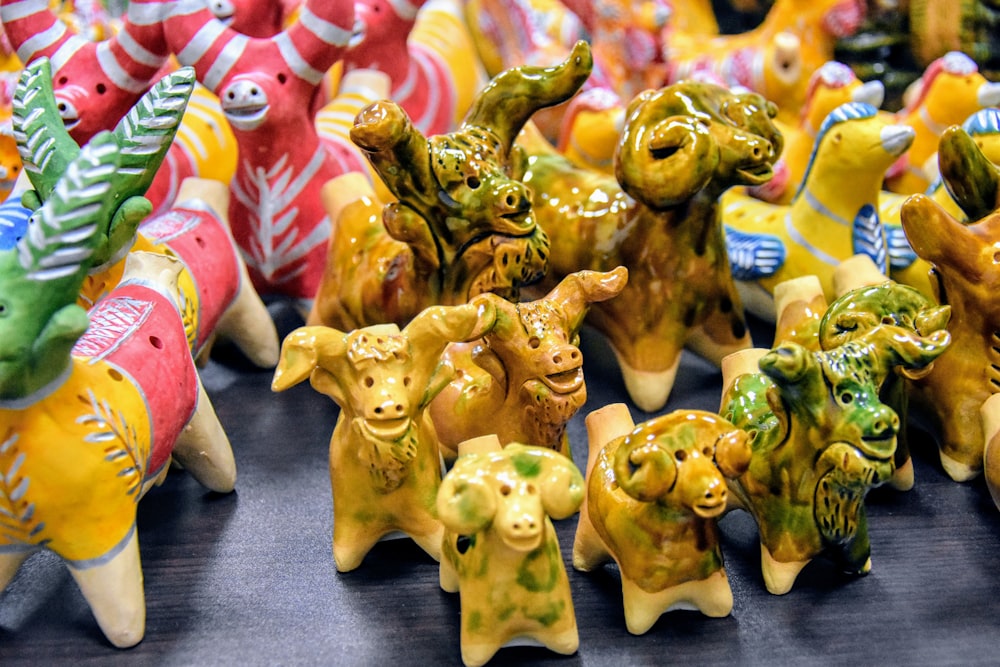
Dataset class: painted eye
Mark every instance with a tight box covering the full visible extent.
[466,176,481,189]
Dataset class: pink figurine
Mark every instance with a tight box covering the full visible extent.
[163,0,356,306]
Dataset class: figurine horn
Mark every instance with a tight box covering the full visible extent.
[463,40,593,153]
[545,266,629,332]
[938,125,1000,221]
[613,434,677,503]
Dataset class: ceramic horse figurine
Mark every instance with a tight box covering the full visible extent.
[0,135,237,648]
[522,81,783,413]
[341,0,486,136]
[885,51,1000,195]
[721,102,915,317]
[163,0,356,305]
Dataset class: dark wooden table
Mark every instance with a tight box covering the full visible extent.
[2,302,999,665]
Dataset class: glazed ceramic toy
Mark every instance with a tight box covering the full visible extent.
[341,0,486,137]
[163,0,356,305]
[271,301,497,572]
[719,319,950,594]
[885,51,1000,195]
[722,102,914,317]
[899,125,1000,487]
[430,266,628,460]
[309,43,593,331]
[437,434,584,667]
[0,137,237,648]
[664,0,865,123]
[572,403,751,634]
[523,80,782,412]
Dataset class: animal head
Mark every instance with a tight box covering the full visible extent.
[902,52,1000,131]
[0,133,121,400]
[272,301,496,488]
[608,410,751,518]
[206,0,298,36]
[0,0,173,143]
[472,266,628,445]
[614,81,783,208]
[350,41,593,301]
[437,442,584,551]
[799,61,884,134]
[342,0,424,70]
[794,102,913,200]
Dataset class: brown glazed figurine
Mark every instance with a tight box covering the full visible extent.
[271,301,497,572]
[523,81,783,412]
[573,404,751,634]
[309,42,594,331]
[430,267,628,460]
[437,435,584,667]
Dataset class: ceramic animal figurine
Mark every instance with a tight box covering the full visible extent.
[749,61,886,205]
[522,80,783,412]
[437,434,584,667]
[271,301,498,572]
[722,102,915,317]
[163,0,355,305]
[341,0,486,136]
[899,126,1000,485]
[0,137,237,648]
[885,51,1000,195]
[309,43,594,330]
[664,0,866,122]
[719,320,950,594]
[206,0,300,36]
[572,403,751,634]
[430,267,628,460]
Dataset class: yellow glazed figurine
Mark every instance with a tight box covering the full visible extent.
[271,301,497,572]
[0,138,237,648]
[573,404,751,634]
[722,102,915,317]
[523,81,783,412]
[430,267,628,460]
[437,435,584,667]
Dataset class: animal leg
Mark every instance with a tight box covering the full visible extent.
[213,270,280,368]
[620,569,733,635]
[759,543,809,595]
[982,393,1000,510]
[332,518,383,572]
[407,525,444,563]
[614,349,681,413]
[171,377,237,493]
[439,552,460,593]
[0,551,31,590]
[67,530,145,648]
[535,624,579,656]
[939,449,981,482]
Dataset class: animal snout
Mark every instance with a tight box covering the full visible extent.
[369,397,408,419]
[498,491,545,551]
[496,182,532,218]
[687,468,728,518]
[863,406,900,441]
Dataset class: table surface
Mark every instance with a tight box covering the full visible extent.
[2,301,999,666]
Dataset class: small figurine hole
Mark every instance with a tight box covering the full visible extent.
[466,176,480,189]
[993,250,1000,264]
[195,235,206,248]
[107,368,123,382]
[528,336,540,349]
[525,483,536,494]
[840,392,853,404]
[703,446,712,456]
[96,83,106,95]
[58,76,68,85]
[456,535,472,554]
[364,376,374,388]
[403,376,411,386]
[149,336,163,349]
[500,484,512,496]
[277,73,287,84]
[675,450,687,462]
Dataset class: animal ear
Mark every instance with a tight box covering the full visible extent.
[437,466,497,534]
[612,433,676,502]
[272,326,345,391]
[531,448,585,520]
[938,124,1000,221]
[714,429,752,479]
[760,342,812,385]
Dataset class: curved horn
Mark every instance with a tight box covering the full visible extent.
[613,433,677,503]
[272,326,349,391]
[437,459,498,534]
[522,446,584,519]
[281,0,355,82]
[938,124,1000,221]
[351,100,435,205]
[463,40,593,152]
[545,266,628,332]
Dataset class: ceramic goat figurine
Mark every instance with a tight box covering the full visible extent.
[309,42,594,330]
[573,404,751,634]
[523,80,783,412]
[0,136,237,648]
[272,301,497,572]
[438,435,584,667]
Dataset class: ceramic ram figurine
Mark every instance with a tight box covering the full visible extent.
[572,403,751,634]
[522,80,783,412]
[163,0,356,305]
[719,321,951,594]
[0,137,237,648]
[430,266,628,460]
[899,125,1000,492]
[437,435,584,667]
[271,301,497,572]
[308,42,594,331]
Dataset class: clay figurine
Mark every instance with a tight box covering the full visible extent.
[309,42,594,330]
[271,301,497,571]
[523,80,782,412]
[719,317,950,594]
[437,434,584,667]
[430,266,628,460]
[573,403,751,634]
[0,137,236,648]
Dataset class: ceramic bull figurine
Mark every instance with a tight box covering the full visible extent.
[309,42,594,330]
[271,301,497,572]
[573,403,751,634]
[437,435,584,667]
[0,137,236,648]
[719,320,950,595]
[429,266,628,460]
[522,80,783,412]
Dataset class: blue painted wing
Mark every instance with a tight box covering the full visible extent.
[884,222,918,270]
[725,226,786,280]
[851,203,887,273]
[0,195,30,251]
